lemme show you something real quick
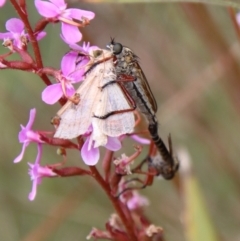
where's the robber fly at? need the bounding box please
[106,40,179,179]
[54,49,135,147]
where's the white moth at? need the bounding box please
[54,49,135,147]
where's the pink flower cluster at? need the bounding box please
[0,0,151,201]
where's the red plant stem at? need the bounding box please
[89,166,138,241]
[10,0,67,107]
[10,0,52,87]
[102,150,114,181]
[10,0,43,68]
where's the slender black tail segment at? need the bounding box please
[148,123,179,179]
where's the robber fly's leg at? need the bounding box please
[131,155,150,173]
[116,177,144,198]
[116,174,154,198]
[93,84,136,119]
[84,55,113,75]
[100,74,136,90]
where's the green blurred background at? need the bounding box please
[1,0,240,240]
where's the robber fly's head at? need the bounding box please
[106,38,123,55]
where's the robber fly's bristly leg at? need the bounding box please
[93,83,137,120]
[116,176,153,198]
[84,55,113,75]
[131,157,148,173]
[100,74,137,90]
[116,156,157,198]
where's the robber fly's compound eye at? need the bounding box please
[112,43,123,55]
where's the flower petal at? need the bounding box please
[61,51,78,76]
[69,66,85,83]
[130,134,150,145]
[236,13,240,26]
[65,85,75,98]
[13,142,29,163]
[41,83,63,105]
[35,31,47,41]
[127,192,149,210]
[81,138,100,165]
[69,42,99,53]
[35,143,43,164]
[50,0,66,8]
[0,32,12,40]
[68,8,95,21]
[35,0,59,17]
[61,22,82,44]
[28,178,38,201]
[70,58,89,83]
[69,42,87,52]
[6,18,24,33]
[0,0,6,7]
[25,108,36,129]
[105,137,121,151]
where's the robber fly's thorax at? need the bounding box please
[117,48,138,74]
[109,44,157,124]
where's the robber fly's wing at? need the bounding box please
[136,63,158,113]
[93,61,135,137]
[54,73,101,139]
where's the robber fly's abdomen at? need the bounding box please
[148,123,174,166]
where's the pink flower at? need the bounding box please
[14,109,44,163]
[118,179,149,210]
[126,191,149,210]
[0,0,6,7]
[68,41,99,54]
[120,133,150,145]
[0,18,46,49]
[236,12,240,26]
[69,41,99,76]
[42,42,99,104]
[0,62,7,68]
[81,132,121,166]
[35,0,95,43]
[42,52,83,104]
[129,134,150,145]
[28,162,57,201]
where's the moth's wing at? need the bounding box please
[93,62,135,137]
[54,73,101,139]
[102,85,135,136]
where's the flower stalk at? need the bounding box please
[0,1,171,240]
